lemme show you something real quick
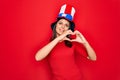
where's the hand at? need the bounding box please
[57,30,74,42]
[70,30,87,44]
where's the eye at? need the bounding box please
[65,24,69,28]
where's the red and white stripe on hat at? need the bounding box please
[58,4,75,21]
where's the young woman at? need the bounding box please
[35,4,97,80]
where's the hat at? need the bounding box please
[58,4,75,21]
[51,4,75,31]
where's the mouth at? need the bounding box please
[59,28,65,32]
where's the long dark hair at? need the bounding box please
[50,18,75,48]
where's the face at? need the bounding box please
[55,19,70,36]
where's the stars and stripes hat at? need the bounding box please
[58,4,75,21]
[51,4,76,31]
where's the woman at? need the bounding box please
[35,4,97,80]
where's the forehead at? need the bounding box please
[58,19,70,24]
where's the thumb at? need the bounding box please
[70,39,76,42]
[63,37,71,41]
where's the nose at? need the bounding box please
[61,24,65,29]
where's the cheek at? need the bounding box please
[55,24,60,29]
[55,25,61,31]
[55,26,60,33]
[56,28,58,32]
[65,27,69,30]
[56,25,59,29]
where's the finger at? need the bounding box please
[74,30,84,39]
[63,37,71,41]
[71,39,84,43]
[75,30,81,36]
[70,39,77,42]
[67,30,74,35]
[68,30,74,33]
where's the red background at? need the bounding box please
[0,0,120,80]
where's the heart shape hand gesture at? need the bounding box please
[58,30,87,44]
[69,30,87,44]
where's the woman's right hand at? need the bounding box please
[56,30,73,42]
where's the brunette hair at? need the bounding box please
[50,18,75,48]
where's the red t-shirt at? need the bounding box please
[48,41,88,80]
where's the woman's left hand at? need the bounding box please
[69,30,97,61]
[70,30,87,44]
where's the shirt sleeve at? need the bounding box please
[74,42,88,58]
